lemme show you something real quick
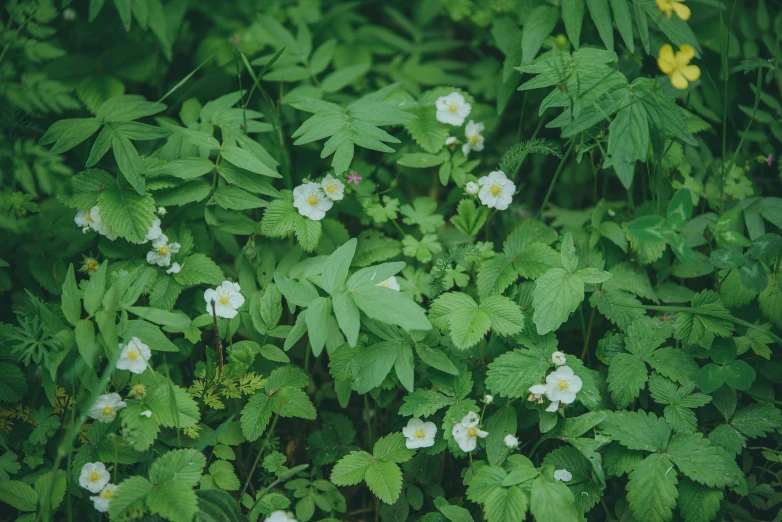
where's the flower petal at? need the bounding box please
[672,1,690,20]
[670,71,689,90]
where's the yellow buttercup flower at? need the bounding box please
[656,0,690,20]
[657,44,700,90]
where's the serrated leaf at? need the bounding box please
[626,453,678,522]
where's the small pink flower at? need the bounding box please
[347,172,362,185]
[767,154,773,167]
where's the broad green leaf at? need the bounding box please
[626,453,678,522]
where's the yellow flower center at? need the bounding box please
[325,183,338,194]
[102,490,114,499]
[467,427,477,438]
[132,384,146,397]
[448,104,457,113]
[89,471,100,482]
[86,214,94,223]
[86,260,98,271]
[490,185,502,196]
[470,135,479,144]
[102,406,113,415]
[219,295,230,305]
[158,245,169,255]
[307,194,319,205]
[127,350,138,361]
[414,428,426,439]
[558,380,569,390]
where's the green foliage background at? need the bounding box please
[1,0,782,521]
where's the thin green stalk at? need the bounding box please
[240,414,280,498]
[537,138,575,217]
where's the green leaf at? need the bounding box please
[352,285,431,331]
[601,411,671,452]
[206,460,240,491]
[400,198,445,234]
[364,460,403,504]
[40,118,101,154]
[397,153,446,169]
[322,238,357,294]
[213,186,267,210]
[112,133,146,195]
[305,297,332,356]
[0,480,37,511]
[530,470,579,522]
[322,63,371,92]
[97,187,156,244]
[723,360,756,390]
[273,387,316,420]
[674,290,735,349]
[220,145,280,178]
[373,432,416,463]
[241,393,273,442]
[61,264,80,326]
[399,389,457,417]
[586,0,614,50]
[610,0,634,51]
[486,345,553,398]
[561,0,585,48]
[627,215,673,242]
[666,432,745,491]
[626,453,678,522]
[667,189,694,229]
[607,353,648,408]
[97,95,166,122]
[677,479,723,522]
[146,380,200,427]
[351,342,400,393]
[451,199,489,237]
[532,268,584,335]
[330,451,373,486]
[174,254,225,287]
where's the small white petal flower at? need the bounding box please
[140,410,152,418]
[266,511,298,522]
[528,384,547,401]
[402,418,437,449]
[166,262,182,275]
[157,206,167,215]
[87,206,103,232]
[551,351,567,366]
[146,234,180,267]
[90,483,118,513]
[554,469,573,482]
[139,217,163,244]
[545,400,561,412]
[477,171,515,211]
[89,393,126,424]
[376,276,401,291]
[465,181,479,195]
[79,462,110,493]
[483,394,493,405]
[451,412,488,452]
[461,120,485,156]
[293,182,333,221]
[504,434,519,449]
[545,366,583,405]
[116,337,152,374]
[321,174,345,201]
[74,210,93,233]
[204,280,245,319]
[435,92,471,126]
[445,136,458,146]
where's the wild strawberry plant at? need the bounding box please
[1,0,782,521]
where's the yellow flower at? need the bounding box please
[656,0,690,20]
[657,44,700,90]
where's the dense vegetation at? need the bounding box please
[1,0,782,521]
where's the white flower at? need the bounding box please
[157,206,167,215]
[477,171,515,211]
[63,8,77,21]
[451,412,488,452]
[140,410,152,418]
[483,394,493,405]
[90,483,117,513]
[402,418,437,449]
[554,469,573,482]
[551,351,567,366]
[504,434,519,449]
[87,206,103,232]
[79,462,110,493]
[445,136,458,146]
[146,234,180,267]
[465,181,479,195]
[293,182,333,221]
[545,366,582,405]
[166,262,182,275]
[461,121,485,156]
[89,393,126,424]
[321,174,345,201]
[265,511,298,522]
[116,337,151,374]
[545,400,561,412]
[376,276,400,291]
[74,210,93,233]
[528,384,547,402]
[139,217,163,244]
[204,280,245,319]
[435,92,471,126]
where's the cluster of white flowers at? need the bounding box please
[266,511,298,522]
[403,418,437,449]
[74,206,118,240]
[79,462,117,512]
[452,411,488,452]
[116,337,152,374]
[528,351,583,412]
[376,275,400,291]
[293,174,345,221]
[204,280,245,319]
[89,393,126,423]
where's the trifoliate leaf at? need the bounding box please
[204,460,240,491]
[429,292,524,349]
[601,411,670,452]
[330,451,373,486]
[400,198,445,233]
[666,432,745,492]
[364,460,403,505]
[674,290,734,349]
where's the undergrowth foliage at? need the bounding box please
[1,0,782,521]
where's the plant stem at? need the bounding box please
[240,414,280,498]
[537,138,574,217]
[580,306,596,360]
